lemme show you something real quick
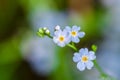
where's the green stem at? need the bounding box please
[93,58,115,79]
[92,46,106,77]
[94,60,104,75]
[67,43,78,51]
[47,34,53,39]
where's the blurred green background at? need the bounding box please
[0,0,119,80]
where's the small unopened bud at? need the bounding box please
[39,28,44,34]
[55,25,60,31]
[43,27,47,31]
[45,29,50,34]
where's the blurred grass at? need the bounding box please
[0,27,27,80]
[0,36,22,65]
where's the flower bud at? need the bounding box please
[55,25,60,31]
[45,29,50,34]
[43,27,47,31]
[39,28,44,34]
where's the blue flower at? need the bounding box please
[64,25,85,43]
[53,29,70,47]
[73,48,96,71]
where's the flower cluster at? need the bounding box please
[53,25,85,47]
[37,27,50,38]
[37,25,115,80]
[37,25,96,71]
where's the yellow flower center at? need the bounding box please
[71,31,77,37]
[59,36,65,42]
[82,56,88,62]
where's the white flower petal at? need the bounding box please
[65,36,71,44]
[73,53,81,62]
[79,48,88,54]
[53,37,58,43]
[86,61,94,70]
[54,30,62,36]
[58,42,65,47]
[79,48,85,53]
[89,51,96,60]
[62,30,69,36]
[72,25,80,31]
[84,48,89,54]
[65,26,71,31]
[74,52,80,56]
[72,37,80,43]
[78,32,85,38]
[77,62,85,71]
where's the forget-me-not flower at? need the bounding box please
[73,48,96,71]
[64,25,85,43]
[53,29,70,47]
